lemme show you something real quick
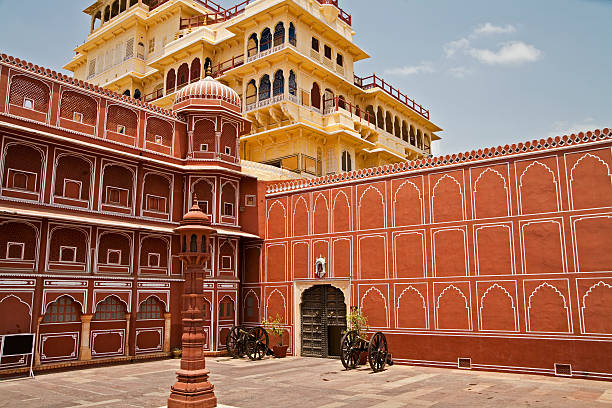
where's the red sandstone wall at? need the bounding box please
[253,131,612,378]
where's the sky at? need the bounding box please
[0,0,610,155]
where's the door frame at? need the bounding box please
[293,278,351,357]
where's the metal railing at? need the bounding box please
[149,0,224,12]
[322,96,374,124]
[354,73,430,120]
[314,0,352,26]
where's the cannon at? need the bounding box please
[340,330,393,372]
[225,325,272,360]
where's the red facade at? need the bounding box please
[258,130,612,379]
[0,55,254,372]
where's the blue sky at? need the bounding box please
[0,0,609,155]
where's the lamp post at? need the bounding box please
[168,202,217,408]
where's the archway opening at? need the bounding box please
[300,284,346,358]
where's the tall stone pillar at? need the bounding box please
[168,202,217,408]
[164,312,172,353]
[79,314,93,361]
[125,313,131,356]
[34,316,43,367]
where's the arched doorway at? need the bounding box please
[300,285,346,358]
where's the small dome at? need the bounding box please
[182,202,210,224]
[174,76,241,110]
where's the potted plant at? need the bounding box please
[171,347,182,359]
[346,307,369,365]
[263,314,288,358]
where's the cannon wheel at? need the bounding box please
[340,330,361,370]
[246,326,269,361]
[226,325,243,358]
[367,331,388,373]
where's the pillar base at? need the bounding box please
[79,346,92,361]
[167,369,217,408]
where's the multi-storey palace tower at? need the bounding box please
[65,0,442,179]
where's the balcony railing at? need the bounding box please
[176,0,351,30]
[180,13,226,29]
[143,88,164,103]
[210,54,245,78]
[322,96,374,124]
[314,0,352,26]
[354,74,430,120]
[245,88,298,112]
[177,0,254,29]
[149,0,224,12]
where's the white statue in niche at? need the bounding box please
[315,256,326,279]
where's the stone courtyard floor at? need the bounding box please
[1,357,612,407]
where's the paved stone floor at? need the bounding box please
[1,357,612,407]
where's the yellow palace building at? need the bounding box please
[65,0,442,179]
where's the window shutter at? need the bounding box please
[125,38,134,60]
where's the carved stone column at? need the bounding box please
[164,312,172,353]
[34,316,43,367]
[168,203,217,408]
[125,313,131,356]
[79,314,93,361]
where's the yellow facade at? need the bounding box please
[66,0,442,179]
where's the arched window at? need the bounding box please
[191,57,201,82]
[338,95,346,110]
[324,88,334,111]
[177,63,189,87]
[166,69,176,93]
[120,0,127,12]
[246,79,257,105]
[385,111,393,133]
[247,33,258,57]
[261,28,272,52]
[289,23,296,46]
[104,5,111,22]
[190,234,197,252]
[274,22,285,47]
[204,57,212,76]
[366,105,375,125]
[122,89,131,97]
[401,121,408,142]
[137,297,163,320]
[219,297,234,319]
[259,74,271,101]
[43,296,80,323]
[133,89,141,99]
[129,0,137,6]
[409,125,416,145]
[377,107,384,129]
[394,116,401,138]
[94,296,126,320]
[111,1,119,18]
[311,82,321,109]
[289,70,297,96]
[341,151,352,172]
[92,11,102,32]
[273,70,284,96]
[416,129,423,149]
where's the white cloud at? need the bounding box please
[448,66,472,78]
[385,62,434,76]
[472,23,517,36]
[468,41,542,65]
[549,118,609,137]
[444,38,470,57]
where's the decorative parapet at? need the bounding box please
[266,128,612,195]
[241,160,304,181]
[0,53,180,120]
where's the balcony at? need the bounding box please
[87,57,147,86]
[354,74,430,120]
[245,89,298,113]
[149,0,224,12]
[314,0,352,26]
